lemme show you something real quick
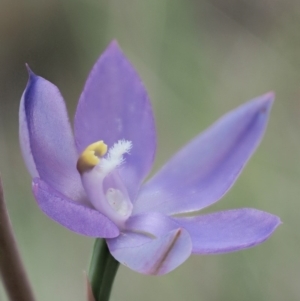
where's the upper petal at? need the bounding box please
[74,41,156,201]
[107,228,192,275]
[19,68,85,202]
[134,93,274,215]
[33,178,119,238]
[173,208,281,254]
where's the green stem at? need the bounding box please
[98,250,119,300]
[88,238,120,301]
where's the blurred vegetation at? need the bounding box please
[0,0,300,300]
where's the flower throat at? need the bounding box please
[77,140,133,228]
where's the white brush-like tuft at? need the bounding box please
[99,140,132,175]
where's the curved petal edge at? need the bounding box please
[20,67,85,202]
[173,208,281,254]
[107,228,192,275]
[32,178,120,238]
[135,93,275,215]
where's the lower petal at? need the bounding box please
[107,228,192,275]
[173,208,281,254]
[33,178,119,238]
[125,212,180,236]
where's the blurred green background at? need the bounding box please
[0,0,299,300]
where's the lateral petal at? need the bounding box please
[33,178,119,238]
[20,68,85,202]
[134,94,274,215]
[173,208,281,254]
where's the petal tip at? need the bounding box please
[109,39,120,48]
[25,63,36,79]
[275,216,283,226]
[105,39,123,56]
[265,90,275,99]
[24,64,39,91]
[258,91,275,113]
[245,92,274,121]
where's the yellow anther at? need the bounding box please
[76,141,108,173]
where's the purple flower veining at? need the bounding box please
[19,41,280,275]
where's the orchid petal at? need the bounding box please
[74,41,156,201]
[173,208,281,254]
[126,212,179,236]
[107,228,192,275]
[33,178,119,238]
[20,68,85,202]
[134,94,274,215]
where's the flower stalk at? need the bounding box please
[0,177,36,301]
[88,238,119,301]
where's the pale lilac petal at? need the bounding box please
[20,68,85,202]
[134,94,274,215]
[107,228,192,275]
[125,212,179,236]
[74,41,156,201]
[33,178,119,238]
[173,209,281,254]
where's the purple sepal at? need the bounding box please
[74,41,156,202]
[33,178,120,238]
[173,208,281,254]
[126,212,180,236]
[134,93,274,215]
[20,67,85,202]
[107,228,192,275]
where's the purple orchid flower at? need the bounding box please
[19,41,280,275]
